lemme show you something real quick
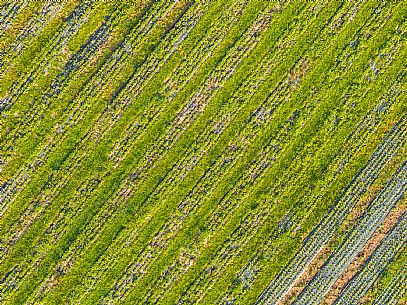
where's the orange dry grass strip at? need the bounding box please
[324,200,407,305]
[278,151,406,305]
[278,241,332,305]
[278,184,383,305]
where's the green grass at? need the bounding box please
[0,1,406,304]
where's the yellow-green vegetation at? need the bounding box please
[0,1,406,304]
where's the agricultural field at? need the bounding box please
[0,0,406,304]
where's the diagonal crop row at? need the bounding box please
[0,1,405,305]
[0,0,27,39]
[0,0,184,225]
[0,1,63,78]
[2,1,405,304]
[0,0,202,288]
[183,63,407,304]
[0,0,96,112]
[0,1,195,298]
[68,4,338,302]
[215,71,406,304]
[131,2,407,302]
[372,260,407,305]
[33,1,324,302]
[333,210,407,305]
[254,107,406,305]
[292,160,407,305]
[0,1,276,302]
[29,2,300,302]
[170,4,407,302]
